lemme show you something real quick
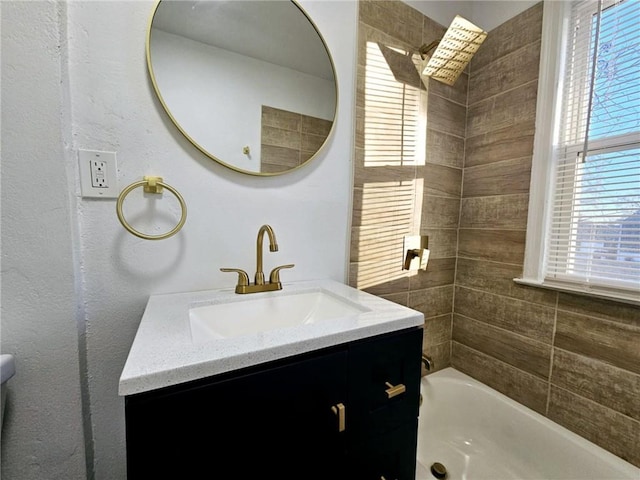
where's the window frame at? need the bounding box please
[515,0,640,305]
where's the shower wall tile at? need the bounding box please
[462,157,532,197]
[428,72,468,106]
[355,105,365,149]
[452,314,551,379]
[350,225,406,263]
[466,80,538,138]
[421,313,452,374]
[357,23,417,74]
[379,291,409,307]
[454,286,554,343]
[427,93,467,137]
[555,310,640,375]
[417,229,457,259]
[459,194,529,230]
[557,292,640,328]
[356,62,365,110]
[422,340,451,375]
[468,40,541,105]
[422,313,452,346]
[420,196,460,229]
[455,257,557,306]
[457,229,525,265]
[425,129,465,169]
[358,0,423,48]
[351,184,418,228]
[349,261,409,295]
[453,286,501,329]
[353,162,416,185]
[417,164,462,198]
[409,258,456,290]
[548,386,640,467]
[451,342,548,414]
[551,349,640,422]
[408,285,453,319]
[501,298,555,344]
[470,2,543,72]
[465,120,535,168]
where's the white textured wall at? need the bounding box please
[2,1,356,479]
[1,1,88,479]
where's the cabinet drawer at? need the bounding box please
[348,328,422,438]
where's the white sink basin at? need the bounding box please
[189,289,369,342]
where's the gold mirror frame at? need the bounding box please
[146,0,338,176]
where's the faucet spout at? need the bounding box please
[221,223,294,294]
[255,224,277,285]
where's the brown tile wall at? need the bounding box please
[261,105,332,174]
[351,0,640,467]
[453,2,640,467]
[351,0,463,373]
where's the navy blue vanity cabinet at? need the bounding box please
[124,327,422,480]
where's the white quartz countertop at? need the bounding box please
[119,279,424,396]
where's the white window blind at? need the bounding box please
[545,0,640,297]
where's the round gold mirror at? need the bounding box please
[146,0,337,176]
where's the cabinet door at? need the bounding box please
[125,349,348,479]
[348,419,419,480]
[347,328,422,439]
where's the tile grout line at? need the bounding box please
[545,292,560,416]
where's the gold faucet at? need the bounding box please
[221,224,294,294]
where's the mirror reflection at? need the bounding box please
[147,0,337,176]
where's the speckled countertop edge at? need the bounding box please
[118,279,424,396]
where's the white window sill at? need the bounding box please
[513,278,640,307]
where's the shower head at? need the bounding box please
[420,15,487,86]
[377,15,487,89]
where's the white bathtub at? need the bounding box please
[415,367,639,480]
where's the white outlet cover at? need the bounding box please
[79,149,118,198]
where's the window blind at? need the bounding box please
[547,0,640,293]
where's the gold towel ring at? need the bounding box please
[116,176,187,240]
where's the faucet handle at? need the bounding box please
[269,264,295,283]
[220,268,250,287]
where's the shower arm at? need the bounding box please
[418,40,440,60]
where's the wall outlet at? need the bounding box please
[90,160,108,188]
[79,150,118,198]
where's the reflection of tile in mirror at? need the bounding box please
[261,105,332,174]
